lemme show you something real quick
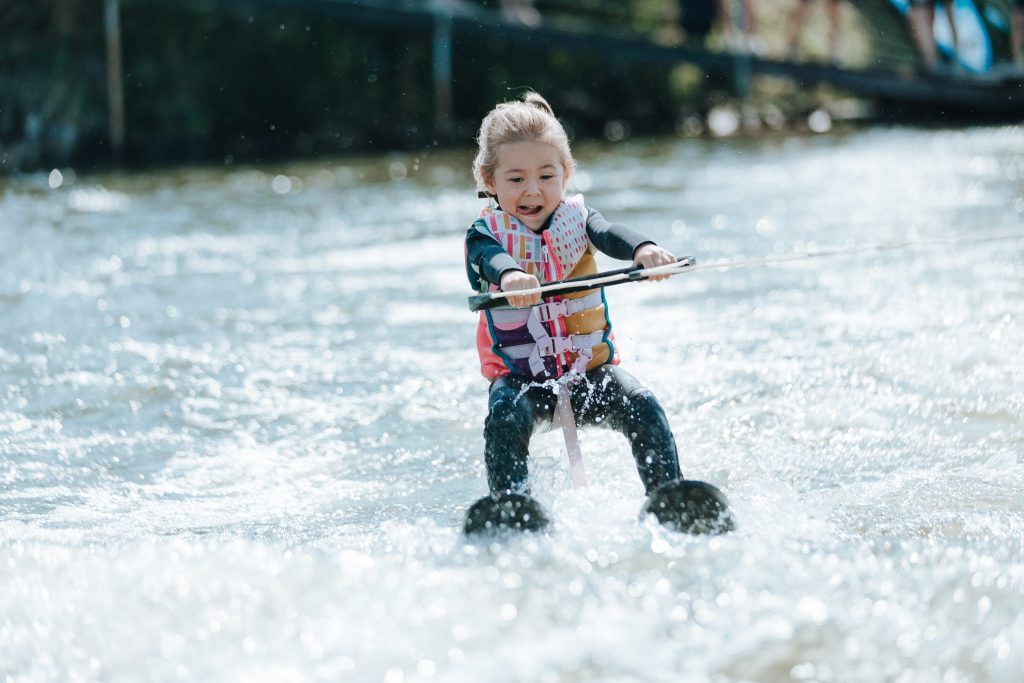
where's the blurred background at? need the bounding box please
[3,0,1024,173]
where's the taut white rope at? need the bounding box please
[480,227,1024,302]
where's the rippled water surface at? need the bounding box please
[3,127,1024,682]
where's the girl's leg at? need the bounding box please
[908,1,939,70]
[1014,7,1024,65]
[829,0,843,63]
[484,376,555,495]
[741,0,758,36]
[571,365,682,494]
[786,0,811,58]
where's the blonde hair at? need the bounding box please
[472,92,574,194]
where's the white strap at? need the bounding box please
[545,345,595,489]
[524,307,552,377]
[556,385,587,488]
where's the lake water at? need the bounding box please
[2,126,1023,682]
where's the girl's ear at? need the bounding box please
[483,176,497,196]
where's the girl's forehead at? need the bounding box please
[494,140,565,168]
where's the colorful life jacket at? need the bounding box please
[474,194,619,380]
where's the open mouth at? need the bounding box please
[518,205,543,217]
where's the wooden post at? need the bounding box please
[432,12,453,139]
[104,0,126,162]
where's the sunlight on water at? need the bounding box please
[2,127,1023,681]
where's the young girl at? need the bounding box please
[463,92,731,535]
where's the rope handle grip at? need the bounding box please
[467,256,697,312]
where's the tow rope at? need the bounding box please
[468,227,1024,313]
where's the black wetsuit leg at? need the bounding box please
[569,365,682,494]
[483,376,556,495]
[483,365,681,495]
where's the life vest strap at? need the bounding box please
[537,335,578,359]
[500,330,608,361]
[487,290,604,325]
[534,291,603,323]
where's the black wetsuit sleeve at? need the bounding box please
[585,207,656,261]
[465,218,523,291]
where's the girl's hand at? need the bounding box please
[500,270,541,307]
[633,243,677,282]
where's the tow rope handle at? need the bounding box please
[467,256,697,312]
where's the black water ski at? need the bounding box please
[464,493,551,535]
[640,479,735,534]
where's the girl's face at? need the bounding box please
[485,141,570,233]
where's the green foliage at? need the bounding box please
[0,0,109,168]
[118,1,436,164]
[1,0,689,171]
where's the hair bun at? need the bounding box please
[522,92,555,117]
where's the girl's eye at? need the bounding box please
[541,175,554,180]
[509,177,523,183]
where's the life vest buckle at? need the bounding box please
[537,335,577,358]
[534,300,568,323]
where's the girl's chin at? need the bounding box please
[514,211,548,228]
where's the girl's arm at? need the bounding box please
[585,207,652,260]
[465,219,523,291]
[465,222,541,307]
[586,207,677,281]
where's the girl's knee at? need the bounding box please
[485,395,532,436]
[624,388,667,423]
